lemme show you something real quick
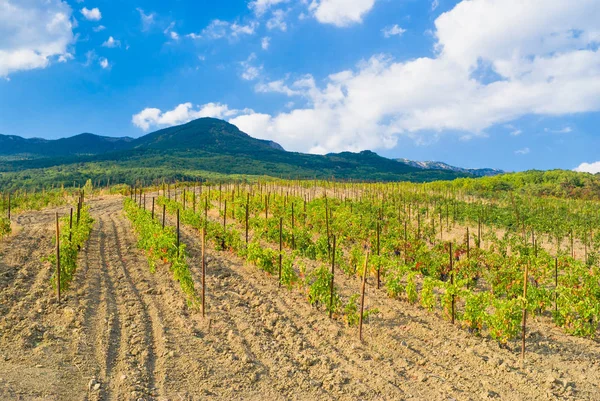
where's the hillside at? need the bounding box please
[0,118,471,188]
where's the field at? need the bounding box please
[0,178,599,401]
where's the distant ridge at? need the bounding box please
[396,158,503,177]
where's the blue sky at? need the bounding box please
[1,0,600,173]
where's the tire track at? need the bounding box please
[107,214,162,399]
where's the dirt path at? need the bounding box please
[1,196,599,400]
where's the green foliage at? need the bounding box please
[420,277,438,311]
[307,265,340,314]
[343,293,379,327]
[124,198,199,308]
[462,292,492,334]
[49,205,94,292]
[0,217,10,238]
[406,272,419,304]
[281,253,299,290]
[246,241,277,274]
[487,298,524,344]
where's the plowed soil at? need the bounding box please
[0,196,598,401]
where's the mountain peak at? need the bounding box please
[396,158,503,177]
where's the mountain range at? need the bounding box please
[0,118,503,189]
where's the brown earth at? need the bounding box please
[0,196,598,400]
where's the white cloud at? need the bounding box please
[545,127,573,134]
[132,102,250,131]
[80,7,101,21]
[231,21,259,36]
[261,36,271,50]
[249,0,288,16]
[309,0,377,27]
[99,57,109,69]
[515,147,530,155]
[267,9,287,31]
[58,53,74,63]
[93,25,106,32]
[84,50,96,67]
[382,24,406,38]
[189,19,258,40]
[510,129,522,136]
[102,36,121,48]
[170,31,179,40]
[134,0,600,154]
[239,53,262,81]
[0,0,75,77]
[136,8,155,31]
[574,161,600,174]
[431,0,439,11]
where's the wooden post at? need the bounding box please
[55,213,61,304]
[68,208,73,242]
[177,208,180,257]
[152,197,155,220]
[450,242,455,324]
[162,204,166,230]
[291,202,295,250]
[376,221,381,289]
[76,198,81,225]
[202,227,206,318]
[329,235,336,318]
[404,220,408,265]
[554,258,558,314]
[245,194,249,245]
[466,227,470,259]
[359,250,370,342]
[278,217,283,287]
[204,197,208,223]
[477,215,481,248]
[223,200,227,231]
[521,261,529,361]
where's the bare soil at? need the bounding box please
[0,196,598,400]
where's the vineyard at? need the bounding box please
[0,178,599,400]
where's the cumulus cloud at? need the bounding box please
[102,36,121,48]
[545,127,573,134]
[261,37,271,50]
[93,25,106,32]
[0,0,75,77]
[132,103,251,131]
[266,9,287,31]
[309,0,377,27]
[99,57,109,69]
[188,19,258,41]
[134,0,600,154]
[240,53,262,80]
[80,7,101,21]
[382,24,406,38]
[515,147,530,155]
[574,161,600,174]
[249,0,288,16]
[136,8,155,31]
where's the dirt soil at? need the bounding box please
[0,196,599,401]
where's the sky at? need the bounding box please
[1,0,600,173]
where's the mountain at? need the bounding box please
[0,133,133,157]
[396,158,503,177]
[0,118,478,189]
